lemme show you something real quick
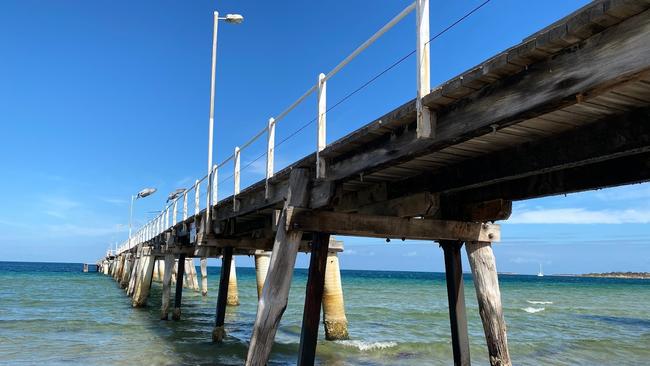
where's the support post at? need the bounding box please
[246,168,310,365]
[201,257,209,296]
[254,251,271,299]
[297,232,330,366]
[416,0,434,138]
[212,247,233,343]
[227,256,240,306]
[466,241,511,366]
[161,254,174,320]
[322,251,348,340]
[316,73,327,178]
[440,240,471,366]
[173,254,186,321]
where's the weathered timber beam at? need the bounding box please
[393,107,650,197]
[323,9,650,182]
[334,190,439,217]
[290,210,499,242]
[214,178,289,222]
[449,152,650,203]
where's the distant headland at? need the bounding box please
[581,272,650,279]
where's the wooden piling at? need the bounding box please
[254,251,271,299]
[246,168,310,365]
[297,232,330,366]
[200,257,208,296]
[172,254,186,321]
[465,241,511,366]
[161,254,174,320]
[212,247,233,343]
[227,256,239,306]
[322,251,348,340]
[441,240,471,366]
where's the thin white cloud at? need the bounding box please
[100,197,127,205]
[43,223,125,237]
[403,251,418,257]
[593,184,650,202]
[342,249,357,255]
[509,208,650,224]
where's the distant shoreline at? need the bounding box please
[580,272,650,279]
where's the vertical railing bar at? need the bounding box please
[212,165,219,205]
[233,146,241,211]
[195,180,200,216]
[416,0,433,138]
[183,190,188,221]
[266,117,275,199]
[316,72,327,179]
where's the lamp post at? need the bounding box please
[128,187,157,247]
[206,11,244,231]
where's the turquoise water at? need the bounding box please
[1,262,649,365]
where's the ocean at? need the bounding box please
[1,261,649,365]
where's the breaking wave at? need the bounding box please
[527,300,553,305]
[336,340,398,351]
[522,307,545,313]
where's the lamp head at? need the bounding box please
[136,187,157,199]
[224,14,244,24]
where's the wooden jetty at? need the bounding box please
[98,1,650,365]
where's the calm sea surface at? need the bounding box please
[1,261,649,365]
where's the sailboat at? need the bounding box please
[537,263,544,277]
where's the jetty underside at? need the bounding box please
[99,1,650,365]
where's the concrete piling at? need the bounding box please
[200,257,208,296]
[119,254,132,289]
[132,248,155,308]
[227,257,239,306]
[322,251,348,340]
[254,251,271,299]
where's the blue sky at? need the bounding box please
[1,0,648,274]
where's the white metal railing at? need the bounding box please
[116,0,432,255]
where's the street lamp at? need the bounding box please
[206,10,244,229]
[167,188,185,203]
[128,187,157,247]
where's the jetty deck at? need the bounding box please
[98,1,650,365]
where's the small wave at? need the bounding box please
[336,340,397,351]
[522,307,545,313]
[527,300,553,305]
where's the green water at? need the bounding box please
[1,262,649,365]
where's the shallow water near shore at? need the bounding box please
[1,261,650,365]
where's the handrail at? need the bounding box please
[116,1,430,255]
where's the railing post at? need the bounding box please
[165,207,169,230]
[183,190,188,221]
[317,73,327,179]
[212,165,218,205]
[266,117,275,199]
[233,146,241,211]
[173,200,178,225]
[416,0,434,139]
[194,180,200,216]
